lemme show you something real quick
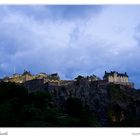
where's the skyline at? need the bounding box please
[0,5,140,88]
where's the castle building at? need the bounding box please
[103,71,128,83]
[103,71,134,88]
[1,70,134,89]
[2,70,61,85]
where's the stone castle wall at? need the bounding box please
[1,71,135,91]
[108,75,128,83]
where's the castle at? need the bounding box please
[103,71,128,83]
[0,70,134,92]
[103,71,134,88]
[2,70,60,84]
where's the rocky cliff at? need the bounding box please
[44,79,140,126]
[0,75,139,126]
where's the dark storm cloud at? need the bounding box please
[0,5,140,88]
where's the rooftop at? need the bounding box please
[104,71,128,77]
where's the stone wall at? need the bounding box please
[108,75,128,83]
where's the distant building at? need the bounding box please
[103,71,128,83]
[87,74,101,81]
[103,71,134,88]
[1,70,135,89]
[2,70,61,84]
[48,73,60,81]
[22,70,33,82]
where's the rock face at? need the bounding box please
[1,71,139,126]
[0,72,139,127]
[47,80,108,126]
[41,78,139,126]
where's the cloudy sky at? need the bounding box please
[0,5,140,88]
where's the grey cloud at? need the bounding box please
[0,5,103,22]
[45,5,103,20]
[0,5,140,89]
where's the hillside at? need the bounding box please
[0,80,140,127]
